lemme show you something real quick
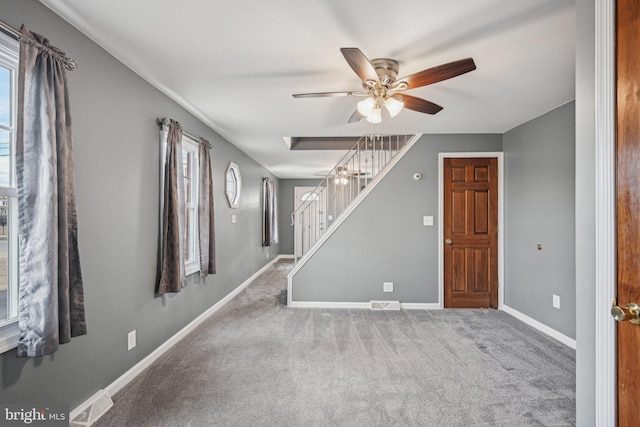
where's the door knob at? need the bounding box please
[445,239,452,245]
[611,300,640,324]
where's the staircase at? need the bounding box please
[290,134,414,261]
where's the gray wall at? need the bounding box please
[278,179,322,255]
[503,101,576,339]
[0,0,279,409]
[292,134,502,303]
[575,0,596,424]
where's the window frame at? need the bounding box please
[0,30,20,354]
[181,137,199,276]
[225,162,242,208]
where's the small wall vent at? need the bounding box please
[70,389,113,427]
[370,301,400,311]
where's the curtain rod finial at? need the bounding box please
[64,58,77,71]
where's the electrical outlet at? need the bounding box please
[383,282,394,292]
[552,295,560,309]
[231,214,237,224]
[128,330,136,351]
[423,216,434,226]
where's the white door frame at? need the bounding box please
[437,152,504,309]
[594,0,616,425]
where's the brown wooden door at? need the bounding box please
[616,0,640,424]
[443,158,498,308]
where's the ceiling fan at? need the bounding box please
[313,166,371,185]
[292,48,476,123]
[315,166,370,178]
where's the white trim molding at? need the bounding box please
[398,303,441,310]
[71,255,288,423]
[0,320,19,355]
[288,301,370,309]
[502,305,576,349]
[437,152,505,310]
[288,301,440,310]
[594,0,616,425]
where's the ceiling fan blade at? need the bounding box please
[348,109,364,123]
[400,94,443,115]
[292,91,367,98]
[395,58,476,90]
[340,48,380,85]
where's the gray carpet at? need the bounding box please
[95,260,575,427]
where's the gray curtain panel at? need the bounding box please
[16,26,86,357]
[262,178,278,246]
[262,179,270,246]
[158,120,186,294]
[198,138,215,276]
[269,179,278,244]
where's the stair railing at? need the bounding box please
[291,134,412,261]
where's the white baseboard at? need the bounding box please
[501,305,576,349]
[288,301,440,310]
[289,301,371,309]
[72,255,287,424]
[400,303,440,310]
[278,254,295,259]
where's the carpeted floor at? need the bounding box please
[95,259,575,427]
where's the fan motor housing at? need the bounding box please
[371,58,399,86]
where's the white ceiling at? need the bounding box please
[40,0,575,179]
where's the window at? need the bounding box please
[225,162,241,208]
[300,191,320,202]
[160,128,200,277]
[0,30,19,353]
[181,137,199,275]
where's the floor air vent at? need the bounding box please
[370,301,400,311]
[70,389,113,427]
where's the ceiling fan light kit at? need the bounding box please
[357,96,376,116]
[384,96,404,117]
[365,103,382,123]
[293,48,476,124]
[335,166,351,185]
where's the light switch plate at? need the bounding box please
[553,294,560,309]
[231,214,237,224]
[127,330,136,351]
[423,216,434,226]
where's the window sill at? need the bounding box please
[0,319,19,354]
[185,262,200,277]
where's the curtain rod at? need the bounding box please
[0,19,77,71]
[0,20,20,40]
[157,118,212,149]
